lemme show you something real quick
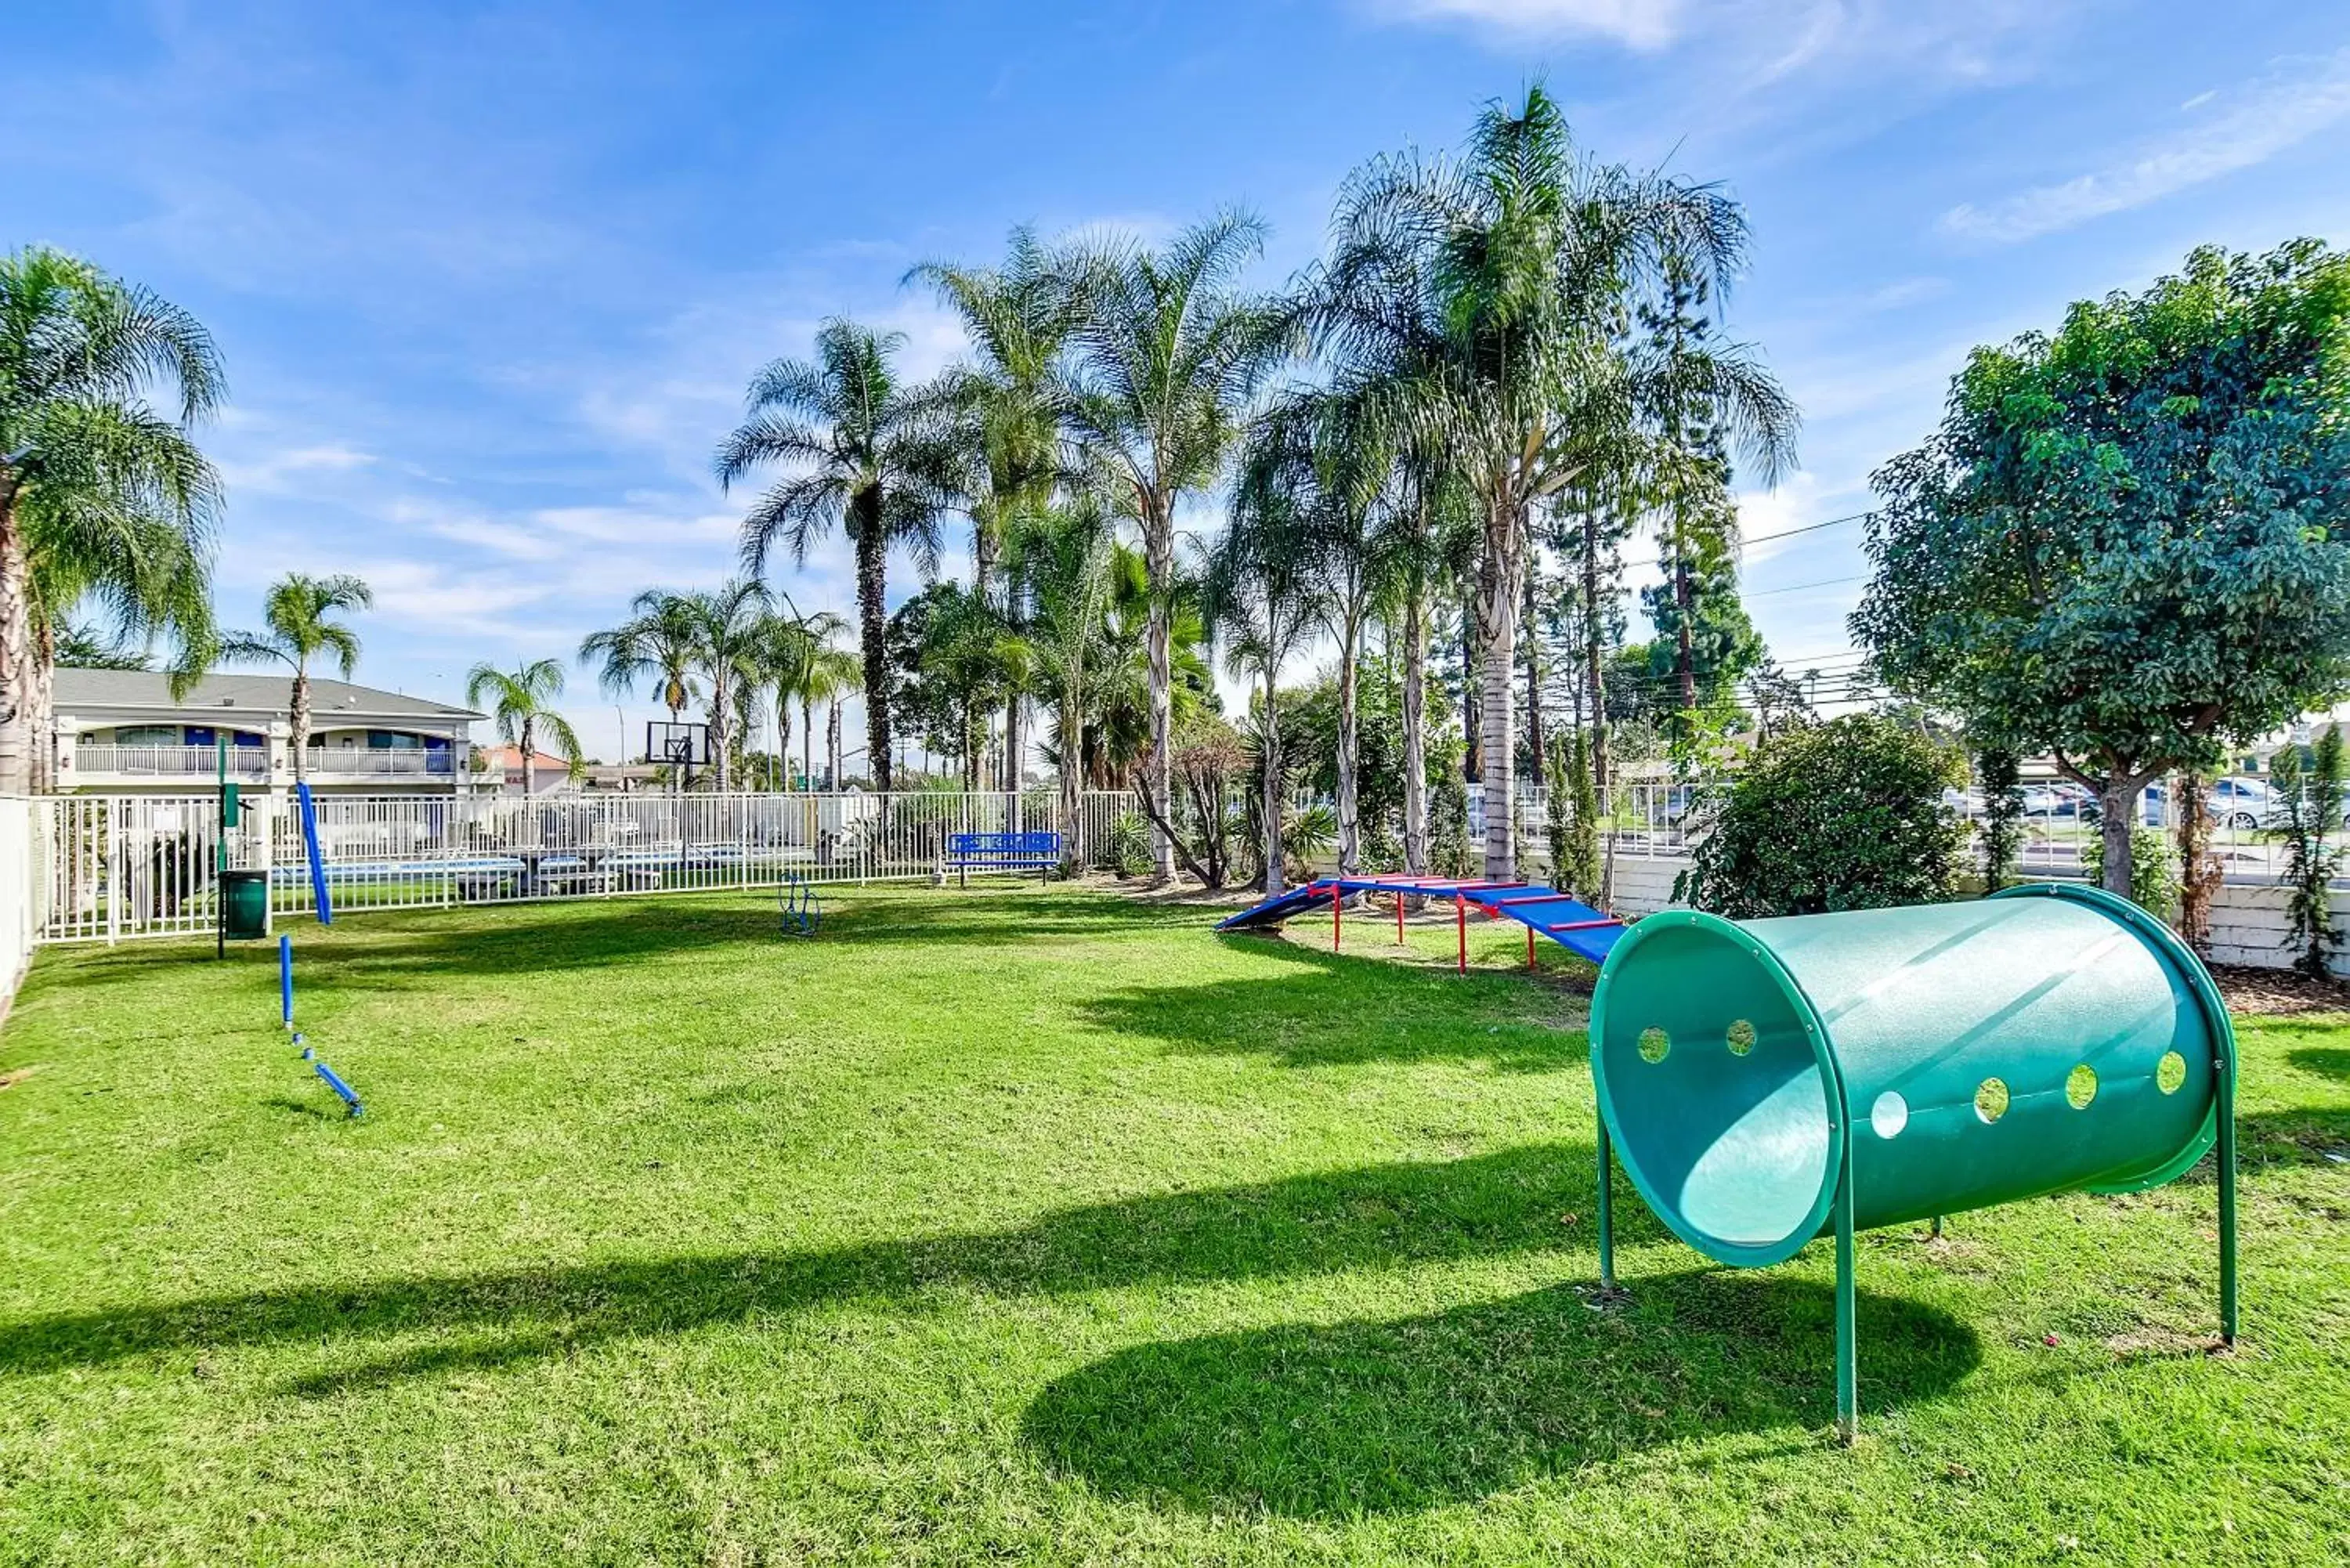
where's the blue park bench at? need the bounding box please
[942,830,1062,886]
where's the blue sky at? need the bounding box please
[7,1,2348,761]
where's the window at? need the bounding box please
[114,725,179,746]
[367,730,425,750]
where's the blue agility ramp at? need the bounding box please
[1217,873,1628,971]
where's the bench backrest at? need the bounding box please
[947,831,1061,856]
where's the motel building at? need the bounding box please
[49,669,494,800]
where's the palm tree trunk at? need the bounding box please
[1336,611,1362,876]
[853,502,893,793]
[291,670,311,782]
[826,699,842,789]
[1402,584,1428,877]
[1260,667,1284,898]
[1059,686,1084,875]
[776,698,792,792]
[801,696,815,793]
[1581,507,1612,793]
[0,492,30,798]
[708,677,732,793]
[522,716,537,797]
[1522,573,1546,782]
[1143,491,1176,887]
[1459,604,1480,784]
[1005,693,1025,831]
[1477,497,1526,881]
[27,620,57,794]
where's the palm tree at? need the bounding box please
[714,319,965,793]
[803,644,860,789]
[29,512,216,789]
[0,246,224,794]
[910,229,1083,813]
[1206,468,1324,897]
[1056,212,1290,882]
[1237,384,1395,876]
[679,577,768,792]
[466,659,583,796]
[220,573,371,779]
[1313,85,1757,878]
[580,590,704,748]
[747,599,848,789]
[1011,497,1117,871]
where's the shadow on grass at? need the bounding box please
[1024,1270,1979,1516]
[0,1142,1633,1391]
[2285,1046,2350,1084]
[1084,948,1588,1071]
[2239,1104,2350,1169]
[24,887,1204,995]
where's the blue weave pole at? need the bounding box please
[313,1060,363,1117]
[297,781,332,926]
[280,935,294,1029]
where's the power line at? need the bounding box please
[1740,509,1874,547]
[1746,574,1864,598]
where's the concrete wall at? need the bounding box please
[1598,841,2348,977]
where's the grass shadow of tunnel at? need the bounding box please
[1024,1270,1979,1517]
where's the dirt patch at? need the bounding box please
[0,1064,45,1091]
[2209,964,2350,1017]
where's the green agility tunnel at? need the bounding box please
[1587,883,2237,1440]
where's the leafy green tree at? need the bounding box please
[1676,714,1965,917]
[909,581,1021,789]
[1856,241,2350,898]
[221,573,371,779]
[1058,213,1289,882]
[0,246,224,793]
[2268,728,2346,977]
[715,320,964,792]
[1549,728,1602,899]
[1973,746,2024,893]
[746,600,848,789]
[466,659,584,797]
[1640,550,1762,717]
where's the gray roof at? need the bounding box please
[52,668,483,722]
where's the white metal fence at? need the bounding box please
[33,789,1150,944]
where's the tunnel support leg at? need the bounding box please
[1835,1153,1858,1446]
[1596,1118,1617,1292]
[2218,1052,2238,1346]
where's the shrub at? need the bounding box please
[1104,812,1154,880]
[1675,714,1966,918]
[2081,824,2180,919]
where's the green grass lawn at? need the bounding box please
[1,884,2345,1565]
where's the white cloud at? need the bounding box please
[1943,48,2350,244]
[215,442,377,496]
[1372,0,1685,50]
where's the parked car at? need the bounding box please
[2021,782,2094,819]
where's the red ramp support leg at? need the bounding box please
[1332,883,1342,951]
[1455,893,1466,974]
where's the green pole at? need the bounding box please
[2218,1049,2238,1345]
[1595,1119,1617,1292]
[1834,1141,1857,1446]
[215,737,227,960]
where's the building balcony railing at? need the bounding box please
[68,742,472,783]
[72,744,270,779]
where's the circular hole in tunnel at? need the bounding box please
[1726,1019,1756,1056]
[1974,1078,2010,1123]
[1638,1027,1671,1064]
[1871,1090,1909,1139]
[2066,1064,2099,1109]
[2156,1050,2187,1094]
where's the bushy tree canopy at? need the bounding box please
[1676,714,1965,918]
[1853,240,2350,894]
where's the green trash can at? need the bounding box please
[1588,882,2236,1440]
[220,869,271,941]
